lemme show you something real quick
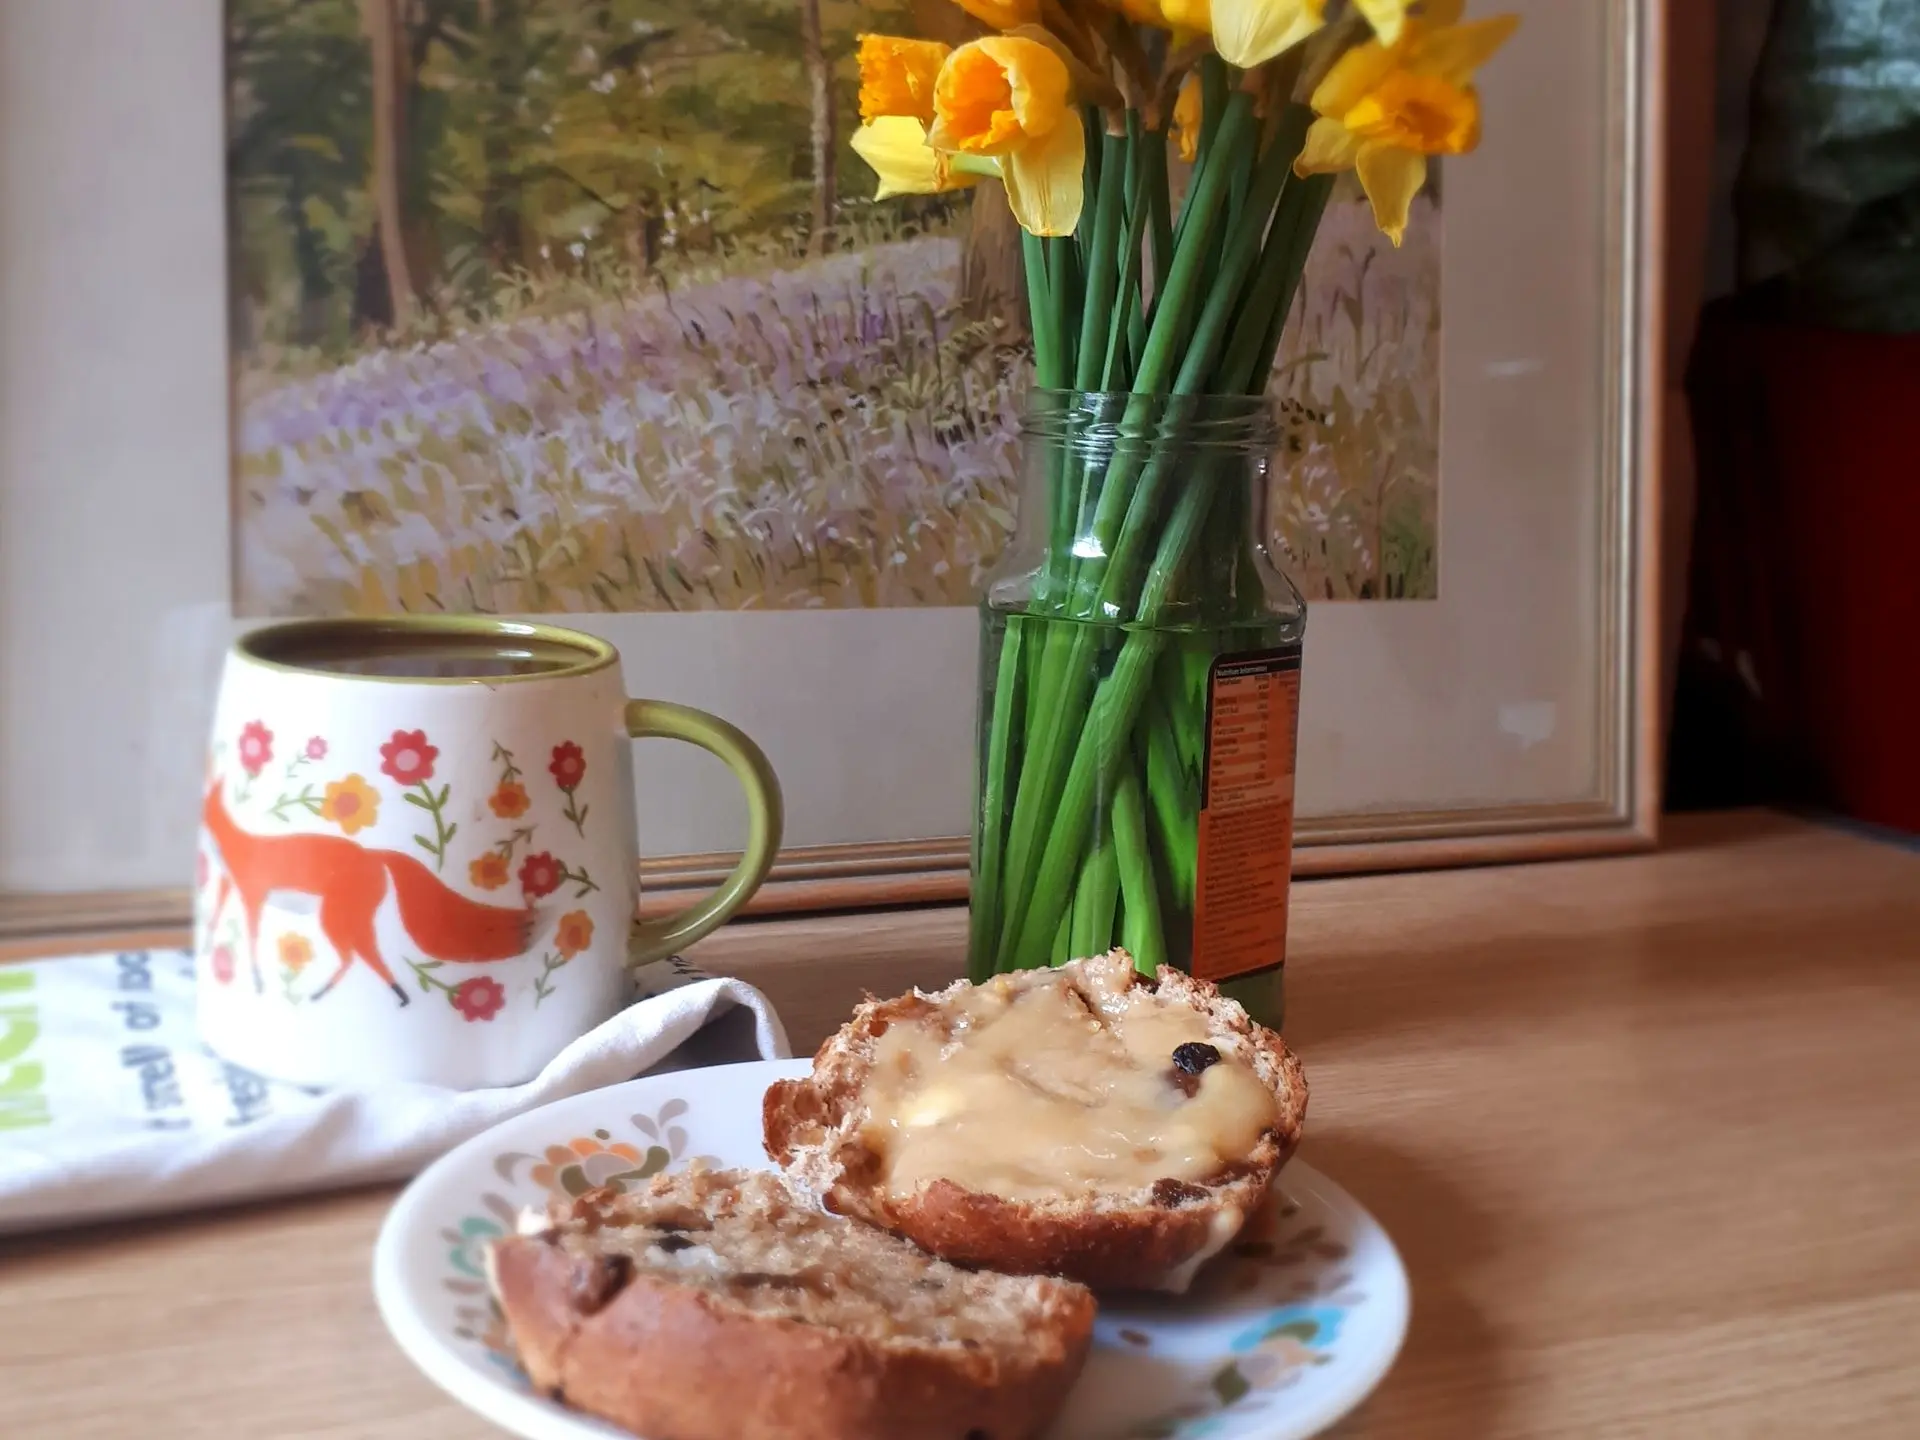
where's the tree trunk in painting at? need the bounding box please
[799,0,836,258]
[361,0,416,325]
[962,181,1028,340]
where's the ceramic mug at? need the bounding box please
[192,617,782,1089]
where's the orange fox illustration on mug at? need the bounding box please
[199,779,534,1006]
[194,618,781,1090]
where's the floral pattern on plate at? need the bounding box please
[375,1060,1409,1440]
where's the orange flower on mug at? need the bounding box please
[469,852,510,891]
[320,773,380,836]
[555,910,595,959]
[277,933,313,974]
[489,780,530,819]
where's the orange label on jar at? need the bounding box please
[1190,647,1302,982]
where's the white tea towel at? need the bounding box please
[0,948,789,1237]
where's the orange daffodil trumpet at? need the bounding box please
[857,36,949,125]
[1293,1,1518,245]
[928,37,1084,236]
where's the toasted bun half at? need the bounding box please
[763,950,1307,1293]
[486,1167,1095,1440]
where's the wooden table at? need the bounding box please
[4,810,1919,1438]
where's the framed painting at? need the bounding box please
[0,0,1660,939]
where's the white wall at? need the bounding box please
[1,0,233,891]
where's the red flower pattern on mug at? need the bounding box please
[549,742,586,791]
[451,976,506,1022]
[550,741,589,836]
[519,852,562,899]
[383,729,456,870]
[238,721,274,778]
[305,736,328,761]
[210,944,236,986]
[380,730,439,787]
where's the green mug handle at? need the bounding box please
[624,700,783,966]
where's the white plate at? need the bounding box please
[374,1059,1409,1440]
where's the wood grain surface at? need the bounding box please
[3,811,1918,1438]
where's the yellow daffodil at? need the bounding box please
[1293,6,1518,245]
[929,37,1083,235]
[1174,73,1203,163]
[1353,0,1412,44]
[851,116,986,199]
[1102,0,1210,41]
[857,35,950,125]
[1210,0,1327,70]
[951,0,1041,28]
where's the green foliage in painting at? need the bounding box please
[228,0,945,360]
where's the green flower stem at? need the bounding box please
[1062,128,1130,568]
[1175,105,1312,393]
[1068,822,1121,962]
[1219,173,1331,391]
[1198,55,1228,165]
[1066,93,1255,614]
[1144,126,1174,347]
[991,98,1257,966]
[994,620,1109,958]
[985,106,1331,979]
[1255,173,1335,383]
[1006,631,1163,969]
[1174,53,1230,256]
[1112,766,1166,977]
[1022,232,1062,387]
[1076,106,1102,261]
[405,782,458,869]
[1093,112,1308,615]
[1046,234,1082,378]
[1174,645,1210,777]
[969,614,1026,983]
[1074,130,1128,392]
[1103,119,1152,393]
[1143,688,1197,915]
[533,950,568,1006]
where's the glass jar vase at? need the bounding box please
[968,391,1307,1029]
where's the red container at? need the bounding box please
[1684,304,1920,833]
